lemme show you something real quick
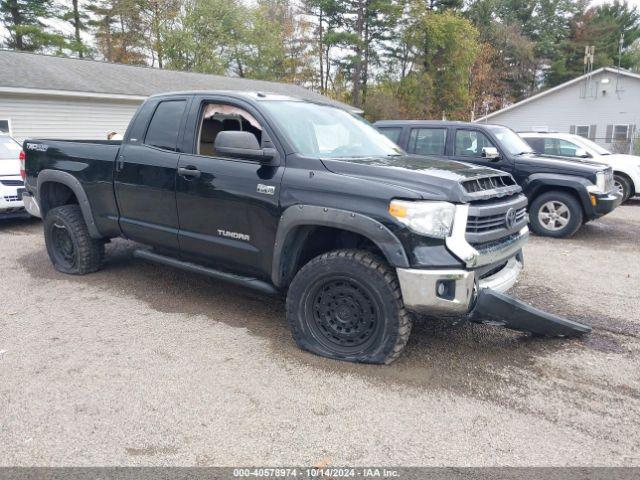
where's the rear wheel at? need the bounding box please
[614,173,632,203]
[529,191,583,238]
[44,205,105,274]
[286,249,413,364]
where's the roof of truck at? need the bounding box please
[374,120,487,128]
[0,50,362,113]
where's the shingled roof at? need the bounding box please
[0,50,360,113]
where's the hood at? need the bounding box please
[516,153,606,177]
[320,155,521,203]
[600,153,640,166]
[0,159,20,177]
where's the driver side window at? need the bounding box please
[454,130,495,157]
[198,103,263,158]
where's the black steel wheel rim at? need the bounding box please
[306,275,382,354]
[51,223,76,268]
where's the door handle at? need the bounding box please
[116,155,125,172]
[178,166,201,178]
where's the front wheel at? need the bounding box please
[529,191,583,238]
[44,205,105,274]
[614,174,632,203]
[286,249,413,364]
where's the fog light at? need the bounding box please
[590,194,597,206]
[436,280,455,300]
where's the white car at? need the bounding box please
[520,131,640,202]
[0,134,28,218]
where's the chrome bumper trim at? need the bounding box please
[479,256,522,292]
[22,193,41,218]
[445,204,529,268]
[396,267,475,315]
[397,257,523,315]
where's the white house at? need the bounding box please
[476,67,640,154]
[0,50,358,143]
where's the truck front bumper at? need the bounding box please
[588,191,622,218]
[397,255,523,315]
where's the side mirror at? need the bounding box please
[214,131,274,161]
[482,146,500,160]
[575,148,590,158]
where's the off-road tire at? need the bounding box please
[529,191,583,238]
[614,173,632,203]
[286,249,413,364]
[44,205,105,275]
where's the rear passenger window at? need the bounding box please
[378,127,402,145]
[145,100,186,151]
[408,128,447,155]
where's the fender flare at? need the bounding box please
[523,173,593,211]
[37,169,102,239]
[271,205,410,287]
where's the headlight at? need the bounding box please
[587,171,607,193]
[389,200,456,238]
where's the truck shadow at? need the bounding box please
[18,237,628,395]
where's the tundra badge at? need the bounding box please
[257,184,276,195]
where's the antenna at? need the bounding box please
[582,45,595,98]
[616,33,624,95]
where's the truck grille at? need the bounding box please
[466,195,528,244]
[1,179,24,187]
[467,207,527,234]
[462,175,516,194]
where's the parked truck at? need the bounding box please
[21,92,589,364]
[375,120,622,238]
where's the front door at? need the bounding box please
[114,98,188,250]
[175,98,284,279]
[449,128,514,174]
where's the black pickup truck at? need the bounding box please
[21,92,589,364]
[375,120,622,238]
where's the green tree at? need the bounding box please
[60,0,91,57]
[0,0,65,51]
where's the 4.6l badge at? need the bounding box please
[257,184,276,195]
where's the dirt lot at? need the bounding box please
[1,201,639,466]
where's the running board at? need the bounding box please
[133,249,279,296]
[469,288,591,337]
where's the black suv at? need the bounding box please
[375,120,622,238]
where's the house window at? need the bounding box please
[575,125,589,138]
[614,124,629,142]
[0,119,10,134]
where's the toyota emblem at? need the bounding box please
[505,208,517,229]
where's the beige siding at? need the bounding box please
[0,92,142,143]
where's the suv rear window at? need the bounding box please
[408,128,446,155]
[378,127,402,144]
[145,100,187,152]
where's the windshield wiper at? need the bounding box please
[515,151,534,156]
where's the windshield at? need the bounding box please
[261,101,403,158]
[0,135,21,158]
[572,136,611,155]
[486,125,534,155]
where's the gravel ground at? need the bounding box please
[1,201,639,467]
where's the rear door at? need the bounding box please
[449,128,514,174]
[114,97,189,250]
[405,126,448,158]
[175,95,285,279]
